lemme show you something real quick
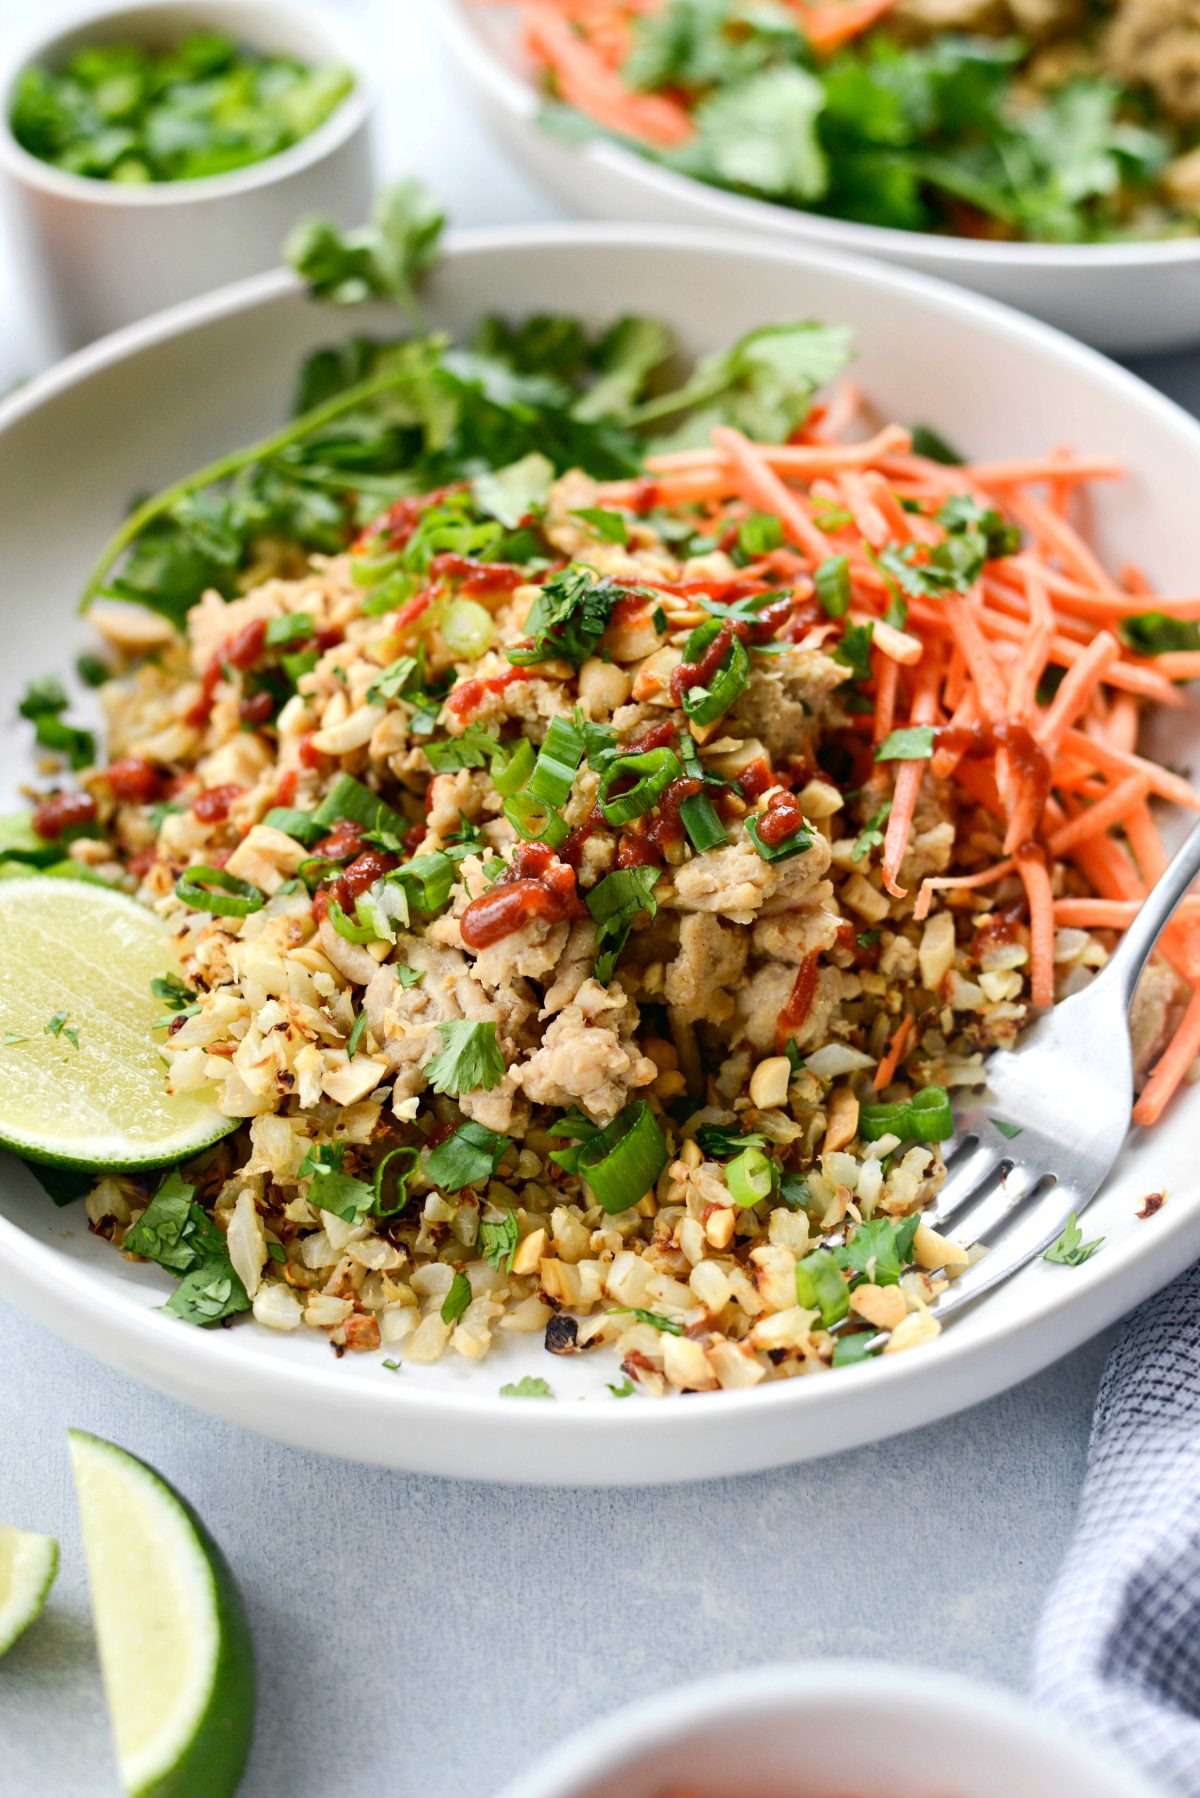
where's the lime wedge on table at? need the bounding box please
[69,1431,255,1798]
[0,1524,58,1654]
[0,876,235,1170]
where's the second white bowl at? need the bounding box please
[432,0,1200,357]
[499,1663,1163,1798]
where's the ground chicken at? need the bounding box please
[664,913,748,1027]
[728,651,846,763]
[513,977,657,1123]
[669,825,832,920]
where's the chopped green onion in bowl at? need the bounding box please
[9,33,354,184]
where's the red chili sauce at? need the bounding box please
[459,842,585,949]
[192,784,244,825]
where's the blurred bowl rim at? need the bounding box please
[0,0,373,208]
[497,1661,1162,1798]
[433,0,1200,272]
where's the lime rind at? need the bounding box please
[69,1431,255,1798]
[0,876,238,1173]
[0,1526,59,1655]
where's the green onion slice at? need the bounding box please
[795,1249,850,1327]
[262,806,324,847]
[598,747,682,827]
[327,899,379,945]
[528,715,585,811]
[678,790,727,853]
[504,791,568,848]
[442,598,495,658]
[576,1100,668,1215]
[745,813,812,863]
[726,1146,779,1210]
[373,1144,419,1218]
[492,737,535,798]
[264,613,314,647]
[351,548,405,588]
[175,866,265,918]
[859,1084,954,1143]
[678,621,750,727]
[311,773,407,842]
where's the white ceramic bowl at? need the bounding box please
[498,1663,1162,1798]
[0,0,374,352]
[431,0,1200,358]
[1,225,1199,1483]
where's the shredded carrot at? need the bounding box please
[798,0,898,51]
[1133,987,1200,1126]
[1016,846,1055,1007]
[1036,631,1121,755]
[873,650,899,745]
[914,858,1016,921]
[1045,773,1151,855]
[521,3,694,145]
[643,423,911,478]
[710,426,834,562]
[872,1013,913,1089]
[1060,729,1200,813]
[1055,897,1200,928]
[881,658,941,898]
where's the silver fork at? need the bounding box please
[884,814,1200,1331]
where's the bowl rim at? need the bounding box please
[0,0,372,207]
[433,0,1200,272]
[494,1661,1161,1797]
[2,220,1200,1477]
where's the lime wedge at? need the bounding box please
[0,1525,58,1654]
[0,876,236,1170]
[69,1431,255,1798]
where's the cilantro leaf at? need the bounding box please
[424,1020,505,1095]
[286,179,445,318]
[500,1375,554,1398]
[473,451,554,528]
[694,1123,769,1159]
[570,506,629,545]
[852,801,892,864]
[834,1215,921,1287]
[163,1261,250,1327]
[689,65,827,204]
[124,1170,225,1274]
[1044,1212,1104,1267]
[833,620,874,684]
[875,725,934,762]
[299,1141,377,1224]
[508,565,641,669]
[441,1269,473,1324]
[425,1121,512,1193]
[586,865,660,984]
[1119,612,1200,657]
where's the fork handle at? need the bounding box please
[1098,813,1200,1011]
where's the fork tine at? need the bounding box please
[933,1178,1090,1323]
[925,1140,1007,1229]
[942,1159,1034,1244]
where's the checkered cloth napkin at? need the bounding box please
[1034,1262,1200,1795]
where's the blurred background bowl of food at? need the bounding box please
[433,0,1200,357]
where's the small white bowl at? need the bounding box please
[432,0,1200,357]
[499,1663,1163,1798]
[0,0,374,352]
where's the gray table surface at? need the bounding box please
[0,2,1194,1793]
